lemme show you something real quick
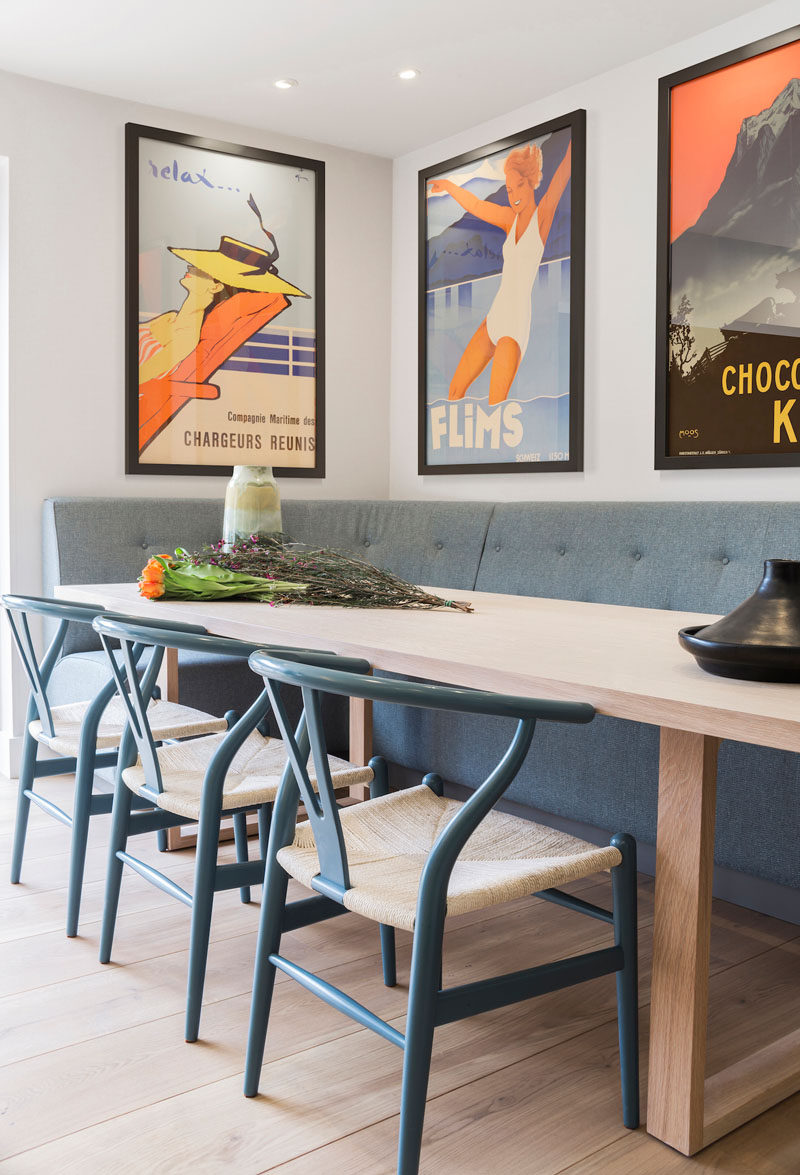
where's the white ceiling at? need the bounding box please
[0,0,773,157]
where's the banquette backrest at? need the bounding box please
[43,498,226,655]
[42,497,493,655]
[475,501,800,614]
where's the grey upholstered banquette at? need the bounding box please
[42,497,800,915]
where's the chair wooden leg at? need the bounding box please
[99,782,134,964]
[232,811,251,904]
[397,903,445,1175]
[10,733,37,884]
[185,809,222,1043]
[244,855,290,1097]
[66,750,96,937]
[612,832,640,1130]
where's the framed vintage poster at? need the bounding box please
[418,111,585,475]
[655,27,800,469]
[126,123,324,476]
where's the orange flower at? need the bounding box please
[140,559,160,581]
[139,557,165,599]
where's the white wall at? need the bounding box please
[0,71,392,760]
[391,0,800,503]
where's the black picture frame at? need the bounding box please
[655,26,800,470]
[126,123,325,477]
[418,110,585,475]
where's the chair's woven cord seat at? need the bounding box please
[29,697,227,755]
[278,784,622,932]
[122,729,374,820]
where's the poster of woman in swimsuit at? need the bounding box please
[418,111,585,474]
[126,124,324,477]
[655,27,800,469]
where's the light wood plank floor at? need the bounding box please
[1,773,798,1173]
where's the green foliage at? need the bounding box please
[669,294,697,376]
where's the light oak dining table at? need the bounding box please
[57,581,800,1156]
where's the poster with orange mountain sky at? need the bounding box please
[657,28,800,467]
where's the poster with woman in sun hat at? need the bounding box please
[126,123,324,476]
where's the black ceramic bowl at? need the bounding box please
[678,625,800,682]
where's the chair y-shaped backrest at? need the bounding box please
[93,615,225,795]
[2,595,221,744]
[249,651,596,903]
[2,595,156,740]
[93,615,372,802]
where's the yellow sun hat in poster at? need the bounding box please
[169,235,309,297]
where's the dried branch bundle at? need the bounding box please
[179,536,473,612]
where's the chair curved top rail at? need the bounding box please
[93,614,371,676]
[2,595,212,635]
[2,593,111,625]
[250,650,595,725]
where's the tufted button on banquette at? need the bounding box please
[495,544,501,552]
[141,541,148,549]
[722,556,730,565]
[559,547,566,556]
[634,553,642,561]
[435,542,443,550]
[363,540,371,548]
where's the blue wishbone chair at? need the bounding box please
[2,594,228,937]
[243,652,640,1175]
[92,615,383,1043]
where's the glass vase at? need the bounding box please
[222,466,282,549]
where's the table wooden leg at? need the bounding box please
[158,646,180,703]
[348,697,373,800]
[647,727,719,1155]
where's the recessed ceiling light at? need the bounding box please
[274,78,298,90]
[396,68,421,81]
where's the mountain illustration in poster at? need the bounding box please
[427,126,572,290]
[668,74,800,456]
